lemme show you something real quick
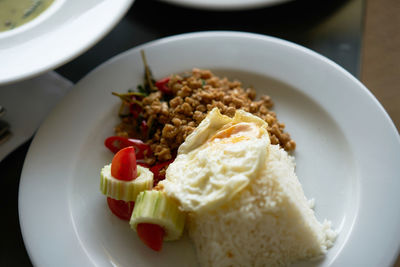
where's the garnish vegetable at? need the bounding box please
[101,146,153,220]
[100,164,153,202]
[137,223,165,252]
[107,198,135,221]
[130,190,186,251]
[104,136,152,161]
[111,147,137,181]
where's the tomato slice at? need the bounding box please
[107,197,135,221]
[111,146,137,181]
[137,223,165,251]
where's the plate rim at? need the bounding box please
[160,0,292,11]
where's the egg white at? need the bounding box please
[161,108,270,213]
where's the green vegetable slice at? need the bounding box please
[130,190,185,241]
[100,164,153,202]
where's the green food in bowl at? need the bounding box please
[0,0,54,32]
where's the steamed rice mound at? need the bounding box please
[188,145,336,267]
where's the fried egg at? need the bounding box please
[160,108,270,213]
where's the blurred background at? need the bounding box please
[1,0,399,266]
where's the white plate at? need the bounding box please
[0,71,72,162]
[19,31,400,266]
[161,0,292,10]
[0,0,134,85]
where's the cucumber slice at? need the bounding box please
[100,164,153,202]
[130,190,185,241]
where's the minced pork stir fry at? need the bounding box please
[113,52,296,165]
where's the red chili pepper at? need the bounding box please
[155,77,171,94]
[137,162,150,168]
[140,120,148,133]
[129,103,142,118]
[104,136,152,159]
[150,159,174,185]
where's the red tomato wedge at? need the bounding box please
[111,146,137,181]
[137,223,165,251]
[107,147,137,220]
[107,197,135,221]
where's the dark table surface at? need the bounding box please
[0,0,364,266]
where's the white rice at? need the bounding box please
[188,145,337,267]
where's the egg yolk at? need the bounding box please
[209,122,260,144]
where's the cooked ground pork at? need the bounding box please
[115,68,296,164]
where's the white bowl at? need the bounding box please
[0,0,134,85]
